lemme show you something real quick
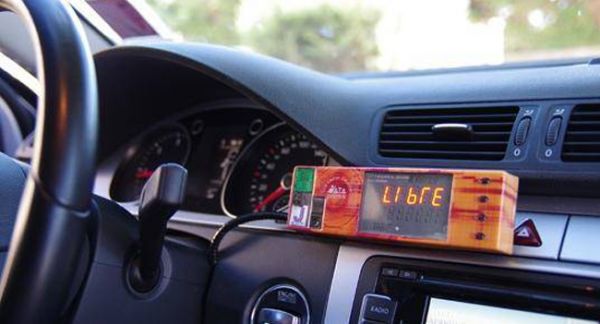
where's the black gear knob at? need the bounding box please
[130,163,187,293]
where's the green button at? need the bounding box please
[294,167,314,193]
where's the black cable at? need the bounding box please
[208,211,287,266]
[202,212,287,323]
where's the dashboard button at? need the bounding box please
[560,216,600,264]
[514,219,542,247]
[251,284,310,324]
[398,270,418,280]
[257,308,300,324]
[381,267,399,277]
[360,320,382,324]
[514,117,531,146]
[545,116,563,146]
[360,294,397,324]
[513,213,567,260]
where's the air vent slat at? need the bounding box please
[564,131,600,142]
[569,113,600,121]
[380,131,510,142]
[386,107,516,117]
[570,108,600,112]
[379,106,518,161]
[566,120,600,127]
[382,122,514,132]
[379,141,507,151]
[563,143,600,151]
[562,152,600,162]
[562,104,600,162]
[379,149,505,160]
[563,141,600,145]
[385,114,516,123]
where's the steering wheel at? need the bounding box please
[0,0,97,322]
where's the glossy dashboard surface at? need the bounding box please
[94,42,600,214]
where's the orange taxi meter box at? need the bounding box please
[287,166,518,254]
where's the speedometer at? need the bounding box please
[110,124,191,202]
[221,124,328,216]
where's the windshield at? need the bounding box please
[90,0,600,73]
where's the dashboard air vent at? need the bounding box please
[562,104,600,162]
[379,106,519,160]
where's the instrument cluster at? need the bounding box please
[108,104,328,216]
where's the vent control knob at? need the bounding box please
[514,117,531,146]
[545,116,563,146]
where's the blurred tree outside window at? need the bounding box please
[141,0,600,73]
[245,6,379,72]
[469,0,600,59]
[146,0,241,44]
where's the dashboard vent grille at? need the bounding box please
[379,106,519,160]
[562,104,600,162]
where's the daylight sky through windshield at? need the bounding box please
[91,0,600,73]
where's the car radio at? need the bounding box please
[287,166,518,254]
[349,256,600,324]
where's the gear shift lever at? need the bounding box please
[129,163,187,293]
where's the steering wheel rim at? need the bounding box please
[0,0,97,322]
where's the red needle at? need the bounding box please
[254,186,287,212]
[135,169,154,180]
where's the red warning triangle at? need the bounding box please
[514,219,542,247]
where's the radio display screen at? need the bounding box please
[358,172,453,240]
[425,298,596,324]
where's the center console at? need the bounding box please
[349,256,600,323]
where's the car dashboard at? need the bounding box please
[88,42,600,323]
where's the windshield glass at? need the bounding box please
[92,0,600,73]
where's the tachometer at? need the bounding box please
[222,124,328,216]
[110,124,191,202]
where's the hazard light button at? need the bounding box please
[514,219,542,247]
